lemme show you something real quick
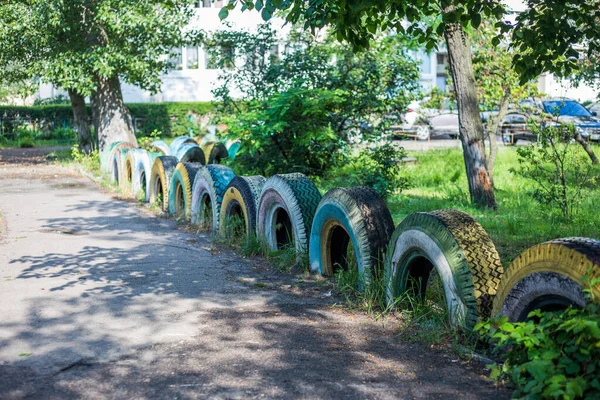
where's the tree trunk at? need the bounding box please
[444,22,497,209]
[486,87,511,182]
[573,130,599,165]
[91,74,138,151]
[68,89,94,153]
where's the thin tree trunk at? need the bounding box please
[91,74,138,151]
[573,130,599,165]
[68,89,94,153]
[444,21,497,209]
[486,87,511,181]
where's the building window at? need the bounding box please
[202,0,211,7]
[169,48,183,70]
[205,46,234,70]
[187,47,199,70]
[419,51,432,74]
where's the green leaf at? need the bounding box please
[255,0,263,11]
[218,7,229,20]
[261,8,272,21]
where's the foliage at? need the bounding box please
[504,0,600,85]
[472,21,538,113]
[33,95,70,106]
[512,124,597,220]
[476,276,600,399]
[138,129,163,151]
[71,144,100,172]
[0,0,200,97]
[209,25,421,177]
[221,1,505,51]
[0,102,214,139]
[327,143,410,199]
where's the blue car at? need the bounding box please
[543,99,600,141]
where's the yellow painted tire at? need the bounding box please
[493,238,600,321]
[219,176,265,238]
[202,142,228,164]
[122,152,136,194]
[168,162,203,220]
[149,156,178,211]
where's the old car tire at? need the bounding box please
[190,165,235,230]
[174,143,205,164]
[203,142,229,164]
[492,238,600,322]
[101,141,124,173]
[384,209,503,331]
[132,150,161,202]
[309,187,394,290]
[256,173,322,254]
[169,136,196,155]
[219,176,266,239]
[108,143,135,183]
[168,162,203,220]
[149,156,178,210]
[151,140,171,156]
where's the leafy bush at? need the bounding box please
[322,143,410,199]
[71,144,100,172]
[512,124,597,220]
[208,25,421,177]
[0,102,214,139]
[477,278,600,399]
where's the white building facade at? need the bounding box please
[35,1,598,104]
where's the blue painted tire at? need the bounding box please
[309,187,394,291]
[190,165,235,230]
[151,140,170,156]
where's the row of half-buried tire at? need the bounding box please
[102,143,600,333]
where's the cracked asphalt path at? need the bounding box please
[0,148,508,399]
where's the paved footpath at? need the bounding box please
[0,148,508,399]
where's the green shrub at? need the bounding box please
[476,276,600,399]
[19,137,35,148]
[512,124,597,220]
[0,102,214,139]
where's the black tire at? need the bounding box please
[493,238,600,322]
[149,156,178,210]
[384,209,503,331]
[203,142,229,164]
[190,165,236,230]
[168,162,203,220]
[256,173,322,254]
[219,176,266,239]
[309,187,394,290]
[175,143,205,164]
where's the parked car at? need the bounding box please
[390,100,459,140]
[542,99,600,142]
[587,102,600,117]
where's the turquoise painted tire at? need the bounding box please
[256,173,321,254]
[219,175,266,238]
[108,142,134,183]
[101,141,123,173]
[309,187,394,290]
[168,162,203,220]
[190,165,235,230]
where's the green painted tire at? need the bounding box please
[309,187,394,291]
[384,209,503,331]
[256,173,321,254]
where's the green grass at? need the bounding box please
[0,138,75,149]
[382,146,600,267]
